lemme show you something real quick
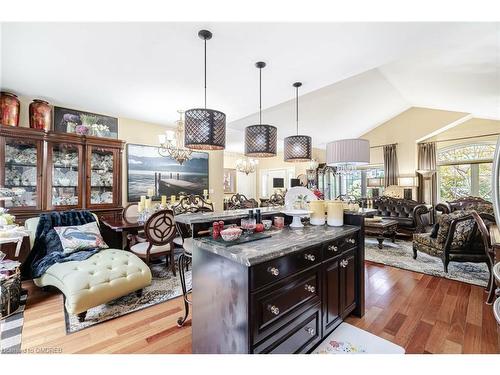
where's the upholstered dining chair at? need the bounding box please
[226,193,259,210]
[129,209,178,275]
[123,203,139,223]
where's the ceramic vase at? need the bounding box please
[29,99,52,130]
[0,92,20,127]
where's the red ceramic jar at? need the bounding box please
[29,99,51,130]
[0,91,20,127]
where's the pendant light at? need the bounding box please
[284,82,312,162]
[244,62,277,157]
[185,30,226,150]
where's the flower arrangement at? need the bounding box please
[0,208,15,227]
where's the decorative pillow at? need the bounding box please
[54,222,108,254]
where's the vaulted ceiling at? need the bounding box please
[1,22,499,152]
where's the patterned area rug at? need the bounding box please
[365,238,489,287]
[313,322,405,354]
[65,261,191,333]
[0,290,27,354]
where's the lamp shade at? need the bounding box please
[397,176,419,187]
[326,139,370,166]
[184,108,226,150]
[367,177,384,188]
[245,124,277,157]
[284,135,312,162]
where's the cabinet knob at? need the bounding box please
[267,266,280,276]
[304,253,315,262]
[346,238,356,244]
[304,284,316,293]
[268,305,280,315]
[328,244,338,252]
[305,327,315,336]
[340,259,349,268]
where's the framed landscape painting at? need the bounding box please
[54,106,118,139]
[127,143,209,202]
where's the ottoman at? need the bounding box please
[34,249,152,321]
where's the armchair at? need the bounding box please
[225,193,259,210]
[413,210,494,277]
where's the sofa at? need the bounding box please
[435,196,494,216]
[25,215,152,322]
[369,196,431,235]
[413,210,494,274]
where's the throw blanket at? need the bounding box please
[21,211,101,279]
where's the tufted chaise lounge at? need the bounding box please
[25,216,152,322]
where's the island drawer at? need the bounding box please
[251,268,321,343]
[250,245,321,290]
[253,304,321,354]
[323,231,358,260]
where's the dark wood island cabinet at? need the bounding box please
[192,214,365,354]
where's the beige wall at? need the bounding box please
[14,95,225,211]
[361,107,470,174]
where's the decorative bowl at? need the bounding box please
[220,227,242,242]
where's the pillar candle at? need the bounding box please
[327,200,344,227]
[309,200,325,226]
[203,189,208,196]
[140,195,146,205]
[161,195,167,205]
[147,188,154,197]
[137,202,144,213]
[170,195,176,204]
[145,198,152,209]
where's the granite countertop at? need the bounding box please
[175,206,283,225]
[193,225,359,267]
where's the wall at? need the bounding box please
[13,95,225,211]
[429,117,500,149]
[360,107,470,174]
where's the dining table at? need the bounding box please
[99,216,143,250]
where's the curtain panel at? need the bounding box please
[383,144,399,187]
[417,142,437,205]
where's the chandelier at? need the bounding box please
[158,110,192,165]
[236,157,259,175]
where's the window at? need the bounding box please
[437,142,495,201]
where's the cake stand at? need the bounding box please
[281,210,312,229]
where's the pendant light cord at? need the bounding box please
[296,84,299,135]
[204,39,207,109]
[259,66,262,125]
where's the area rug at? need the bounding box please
[365,238,489,287]
[64,261,191,333]
[0,290,28,354]
[313,322,405,354]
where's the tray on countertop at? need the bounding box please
[204,232,272,247]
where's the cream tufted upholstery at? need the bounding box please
[34,249,152,314]
[25,216,152,316]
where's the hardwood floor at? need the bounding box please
[20,261,499,354]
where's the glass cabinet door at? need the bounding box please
[3,138,41,209]
[49,143,82,208]
[88,146,116,206]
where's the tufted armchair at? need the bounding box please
[413,210,494,275]
[435,196,494,217]
[371,196,431,235]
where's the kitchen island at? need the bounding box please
[192,214,365,354]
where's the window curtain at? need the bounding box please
[383,144,399,187]
[417,142,437,205]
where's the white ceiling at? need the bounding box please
[1,22,499,152]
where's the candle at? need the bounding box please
[145,198,152,209]
[137,202,144,213]
[140,195,146,205]
[309,200,325,226]
[170,195,176,204]
[161,195,167,205]
[147,188,154,197]
[327,200,344,227]
[203,189,208,196]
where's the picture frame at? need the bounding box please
[126,143,209,202]
[53,106,118,139]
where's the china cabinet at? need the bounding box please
[0,125,124,222]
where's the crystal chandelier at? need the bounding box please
[158,110,192,165]
[236,157,259,175]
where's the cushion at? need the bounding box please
[130,241,171,255]
[430,223,439,238]
[54,221,108,254]
[173,236,183,247]
[33,249,152,314]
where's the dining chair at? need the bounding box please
[129,209,178,276]
[123,203,139,224]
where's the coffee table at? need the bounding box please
[364,219,399,249]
